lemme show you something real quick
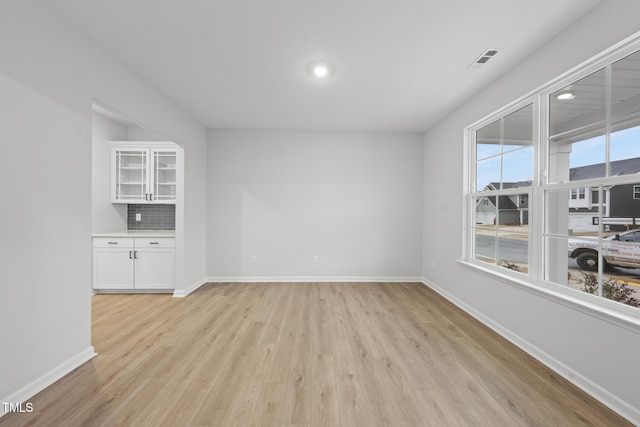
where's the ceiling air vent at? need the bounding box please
[468,48,500,70]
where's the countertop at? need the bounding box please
[92,230,176,238]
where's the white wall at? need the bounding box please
[92,113,127,233]
[0,0,207,411]
[422,0,640,422]
[180,134,207,293]
[208,129,423,280]
[126,125,170,142]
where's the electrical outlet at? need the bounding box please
[313,255,319,264]
[135,213,142,222]
[250,256,257,264]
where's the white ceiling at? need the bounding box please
[42,0,602,132]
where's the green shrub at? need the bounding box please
[580,272,640,308]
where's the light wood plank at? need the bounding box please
[0,282,631,427]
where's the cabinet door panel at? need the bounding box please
[112,149,148,203]
[151,150,177,203]
[93,248,134,289]
[135,249,175,289]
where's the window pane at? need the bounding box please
[549,69,606,183]
[476,120,501,191]
[545,182,640,308]
[474,227,497,265]
[496,195,522,226]
[496,229,528,273]
[605,182,640,220]
[611,126,640,167]
[611,50,640,125]
[548,134,607,183]
[569,135,607,176]
[473,192,530,272]
[502,104,533,184]
[496,191,529,272]
[546,187,599,237]
[475,195,496,225]
[572,237,640,308]
[503,104,534,153]
[473,195,497,265]
[545,235,571,286]
[611,50,640,175]
[476,104,533,190]
[545,188,571,236]
[545,187,599,286]
[476,120,501,161]
[502,146,533,184]
[567,236,601,272]
[476,157,500,191]
[550,69,606,138]
[568,265,640,309]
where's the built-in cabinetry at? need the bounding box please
[92,236,175,291]
[111,142,177,204]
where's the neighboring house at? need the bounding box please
[477,157,640,230]
[477,181,531,225]
[568,157,640,231]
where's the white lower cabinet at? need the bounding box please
[92,238,135,289]
[92,237,175,291]
[133,238,175,289]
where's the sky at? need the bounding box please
[570,125,640,168]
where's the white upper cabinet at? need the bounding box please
[111,142,177,204]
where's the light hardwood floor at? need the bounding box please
[0,282,631,426]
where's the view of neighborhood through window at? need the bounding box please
[545,49,640,309]
[469,46,640,310]
[473,104,533,273]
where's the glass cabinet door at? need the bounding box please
[114,149,148,202]
[151,150,177,203]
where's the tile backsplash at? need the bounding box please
[127,204,175,230]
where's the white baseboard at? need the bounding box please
[0,346,96,418]
[421,277,640,426]
[173,277,207,298]
[205,276,423,283]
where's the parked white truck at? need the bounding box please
[568,229,640,270]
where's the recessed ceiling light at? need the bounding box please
[556,91,575,100]
[307,61,334,79]
[313,65,328,77]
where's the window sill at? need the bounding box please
[457,259,640,335]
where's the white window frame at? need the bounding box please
[634,185,640,200]
[462,31,640,331]
[464,97,538,279]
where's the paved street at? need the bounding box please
[475,234,528,263]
